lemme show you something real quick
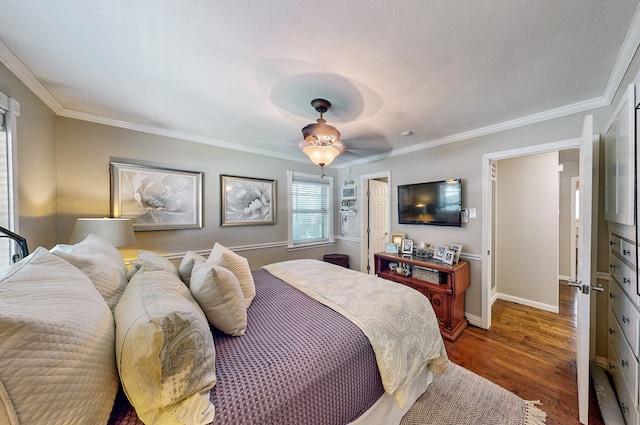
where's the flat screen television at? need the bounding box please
[398,178,462,227]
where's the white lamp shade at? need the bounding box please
[303,144,340,167]
[70,218,136,247]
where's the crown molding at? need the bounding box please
[0,40,64,114]
[602,1,640,103]
[58,107,307,163]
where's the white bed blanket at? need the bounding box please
[263,259,448,406]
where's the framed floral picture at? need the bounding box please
[220,175,276,226]
[110,162,203,231]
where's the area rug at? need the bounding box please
[401,363,547,425]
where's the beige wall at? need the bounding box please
[335,108,611,318]
[55,118,338,268]
[0,63,57,249]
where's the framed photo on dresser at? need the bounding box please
[401,239,414,255]
[433,245,447,261]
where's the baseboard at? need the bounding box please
[465,313,482,328]
[496,293,559,313]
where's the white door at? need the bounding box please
[571,114,599,424]
[368,179,389,273]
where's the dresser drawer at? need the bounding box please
[609,281,640,356]
[609,309,639,401]
[609,342,640,424]
[611,234,637,267]
[610,254,639,306]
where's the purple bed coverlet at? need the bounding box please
[108,268,385,425]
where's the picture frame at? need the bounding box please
[220,175,276,226]
[390,233,406,246]
[442,249,456,265]
[401,238,414,255]
[385,243,398,254]
[433,245,447,261]
[450,243,464,263]
[110,162,202,231]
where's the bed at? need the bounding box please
[0,230,448,425]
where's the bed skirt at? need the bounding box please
[349,367,434,425]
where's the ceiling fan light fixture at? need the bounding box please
[302,118,341,145]
[301,99,343,173]
[303,144,340,168]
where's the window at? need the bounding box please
[287,171,334,248]
[0,92,18,266]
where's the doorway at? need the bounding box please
[481,128,597,423]
[360,171,391,274]
[481,138,585,329]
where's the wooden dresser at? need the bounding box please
[374,252,469,341]
[604,82,639,425]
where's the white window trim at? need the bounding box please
[287,170,334,250]
[0,92,19,235]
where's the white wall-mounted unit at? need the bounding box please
[604,84,635,226]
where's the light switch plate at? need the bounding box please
[469,208,477,219]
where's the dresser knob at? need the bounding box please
[621,359,628,368]
[622,315,629,324]
[609,328,615,335]
[432,298,441,306]
[623,249,630,256]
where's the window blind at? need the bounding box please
[288,171,334,247]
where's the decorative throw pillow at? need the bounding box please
[0,247,118,425]
[207,243,255,306]
[179,251,206,287]
[190,262,247,336]
[51,250,128,312]
[64,233,128,274]
[135,249,180,276]
[115,267,217,425]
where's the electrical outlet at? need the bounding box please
[469,208,477,219]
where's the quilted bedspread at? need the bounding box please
[109,267,386,425]
[263,259,449,407]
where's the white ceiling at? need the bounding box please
[1,1,639,167]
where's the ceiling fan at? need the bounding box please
[300,98,344,174]
[295,98,392,173]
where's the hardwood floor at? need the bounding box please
[443,282,605,425]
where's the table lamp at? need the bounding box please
[70,218,136,247]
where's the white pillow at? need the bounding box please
[136,249,180,276]
[179,251,206,287]
[115,267,216,425]
[190,262,247,336]
[207,243,255,306]
[51,250,128,311]
[64,233,127,274]
[0,247,118,425]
